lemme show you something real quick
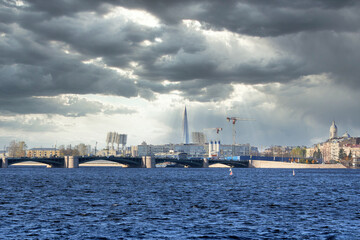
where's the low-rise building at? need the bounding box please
[219,144,251,157]
[205,141,259,158]
[136,141,259,158]
[174,144,206,158]
[155,150,187,159]
[264,146,296,157]
[27,148,60,158]
[137,142,174,157]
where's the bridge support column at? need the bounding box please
[141,156,146,168]
[65,156,79,168]
[1,157,8,168]
[249,159,254,168]
[146,156,155,168]
[203,158,209,168]
[141,156,155,168]
[64,156,68,168]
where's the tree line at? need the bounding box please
[6,141,91,157]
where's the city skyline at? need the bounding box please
[1,1,360,149]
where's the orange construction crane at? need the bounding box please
[205,127,223,134]
[203,127,223,141]
[226,117,255,145]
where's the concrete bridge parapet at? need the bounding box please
[64,156,79,168]
[1,157,8,168]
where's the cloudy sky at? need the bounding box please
[1,0,360,149]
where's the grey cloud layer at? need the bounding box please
[118,0,360,36]
[0,96,136,117]
[0,116,58,132]
[23,0,359,36]
[1,0,360,115]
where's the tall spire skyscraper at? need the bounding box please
[182,106,189,144]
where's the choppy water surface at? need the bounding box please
[0,167,359,239]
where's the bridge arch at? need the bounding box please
[208,160,249,168]
[155,158,204,168]
[78,156,142,168]
[7,158,64,168]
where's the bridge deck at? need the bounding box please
[2,156,250,168]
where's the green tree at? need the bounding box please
[313,149,322,160]
[291,147,306,158]
[339,148,346,160]
[348,150,352,160]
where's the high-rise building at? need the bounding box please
[192,132,206,144]
[182,106,189,144]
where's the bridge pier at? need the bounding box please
[64,156,79,168]
[141,156,155,168]
[249,159,253,168]
[1,157,8,168]
[203,158,209,168]
[141,156,146,168]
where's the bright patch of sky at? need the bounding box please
[103,6,161,27]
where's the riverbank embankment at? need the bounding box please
[249,160,346,168]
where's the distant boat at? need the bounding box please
[229,168,233,176]
[293,169,295,176]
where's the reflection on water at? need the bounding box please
[0,167,359,239]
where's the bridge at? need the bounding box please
[1,156,249,168]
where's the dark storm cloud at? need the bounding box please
[109,0,360,36]
[0,23,139,99]
[17,0,360,36]
[273,31,360,88]
[0,96,136,117]
[139,53,305,84]
[0,1,144,107]
[22,0,111,17]
[18,13,160,66]
[111,0,360,92]
[253,77,360,143]
[0,60,138,98]
[22,0,360,38]
[1,0,360,116]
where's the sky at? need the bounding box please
[1,0,360,150]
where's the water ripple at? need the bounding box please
[0,167,359,239]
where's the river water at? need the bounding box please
[0,167,359,239]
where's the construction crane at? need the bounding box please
[203,127,223,140]
[204,127,223,134]
[226,117,255,145]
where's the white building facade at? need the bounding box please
[307,122,360,163]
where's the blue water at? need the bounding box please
[0,167,359,239]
